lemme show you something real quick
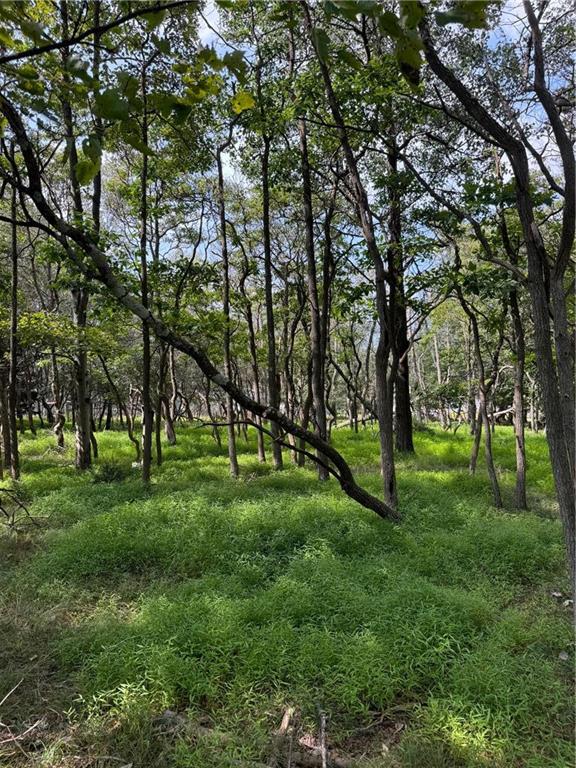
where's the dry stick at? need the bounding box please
[0,679,22,709]
[0,718,42,746]
[319,709,327,768]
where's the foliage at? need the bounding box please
[0,425,571,768]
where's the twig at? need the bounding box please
[0,680,23,709]
[0,718,42,745]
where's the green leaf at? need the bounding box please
[17,63,39,80]
[337,48,362,70]
[330,0,361,20]
[94,89,130,121]
[151,33,170,54]
[19,18,45,44]
[117,72,140,103]
[323,0,340,16]
[75,158,100,186]
[171,102,192,125]
[149,91,178,118]
[378,11,403,39]
[436,1,489,29]
[311,27,331,63]
[66,55,92,83]
[0,29,16,47]
[222,50,247,81]
[142,8,166,29]
[82,134,101,163]
[231,90,255,113]
[400,0,425,29]
[396,38,423,70]
[121,119,153,154]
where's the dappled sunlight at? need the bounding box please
[0,426,572,767]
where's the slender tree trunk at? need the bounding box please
[90,409,98,458]
[99,355,140,461]
[217,146,239,478]
[239,256,266,463]
[470,398,482,473]
[261,136,283,469]
[0,357,11,476]
[60,0,92,470]
[302,3,398,506]
[8,186,19,479]
[299,117,328,479]
[51,348,65,448]
[104,401,112,430]
[139,67,153,483]
[387,142,414,453]
[72,288,92,469]
[510,290,527,509]
[464,302,502,508]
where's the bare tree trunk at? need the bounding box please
[419,4,575,587]
[510,290,527,509]
[239,252,266,463]
[463,303,502,508]
[72,288,92,469]
[217,144,239,478]
[302,2,398,507]
[99,355,140,461]
[469,398,482,474]
[299,117,328,480]
[388,142,414,453]
[139,66,153,483]
[261,135,283,469]
[8,185,19,479]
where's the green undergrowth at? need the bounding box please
[0,424,572,768]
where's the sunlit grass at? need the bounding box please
[0,423,572,767]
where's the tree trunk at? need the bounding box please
[387,142,414,453]
[302,2,398,507]
[139,67,153,483]
[299,117,328,480]
[217,145,239,478]
[510,290,527,509]
[0,359,11,476]
[262,136,283,469]
[8,186,20,479]
[72,288,92,469]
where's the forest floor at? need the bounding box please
[0,424,573,768]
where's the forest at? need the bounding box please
[0,1,574,766]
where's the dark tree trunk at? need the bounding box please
[387,143,414,453]
[105,400,113,430]
[72,288,92,469]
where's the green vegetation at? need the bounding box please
[1,426,572,768]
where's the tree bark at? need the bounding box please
[8,185,20,480]
[261,135,283,470]
[139,66,153,483]
[299,116,328,480]
[419,12,574,580]
[217,144,239,478]
[301,1,398,507]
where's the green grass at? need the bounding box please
[0,424,572,767]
